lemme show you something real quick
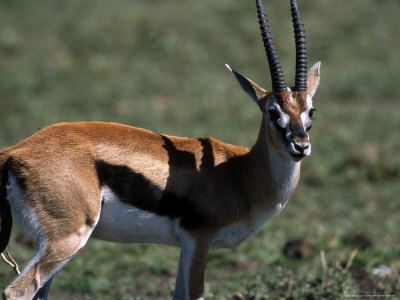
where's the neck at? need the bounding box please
[268,149,300,203]
[247,115,301,207]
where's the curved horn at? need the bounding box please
[256,0,286,93]
[291,0,307,91]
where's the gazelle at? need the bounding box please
[0,0,320,299]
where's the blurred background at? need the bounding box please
[0,0,399,299]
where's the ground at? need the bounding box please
[0,0,399,299]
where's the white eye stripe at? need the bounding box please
[267,99,289,128]
[301,110,310,125]
[267,93,314,132]
[301,95,314,127]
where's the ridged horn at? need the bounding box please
[256,0,287,93]
[291,0,307,91]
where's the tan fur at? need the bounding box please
[275,91,307,132]
[0,118,292,299]
[1,61,320,298]
[0,65,321,300]
[0,121,253,229]
[306,62,321,97]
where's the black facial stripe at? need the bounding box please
[268,109,280,123]
[267,108,289,141]
[308,108,316,119]
[275,122,287,139]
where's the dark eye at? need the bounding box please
[268,109,280,123]
[308,108,316,119]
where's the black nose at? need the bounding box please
[294,142,309,153]
[291,123,309,153]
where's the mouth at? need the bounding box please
[284,140,311,161]
[289,151,307,161]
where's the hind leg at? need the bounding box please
[2,223,95,300]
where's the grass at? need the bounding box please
[0,0,399,299]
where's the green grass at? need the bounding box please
[0,0,399,299]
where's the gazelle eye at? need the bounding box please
[268,109,280,123]
[308,108,316,119]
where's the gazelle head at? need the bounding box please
[227,0,320,162]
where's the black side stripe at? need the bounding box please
[95,136,216,230]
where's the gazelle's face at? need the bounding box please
[264,90,314,162]
[227,61,320,162]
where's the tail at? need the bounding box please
[0,161,12,253]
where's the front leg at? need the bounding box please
[175,230,210,300]
[173,250,186,300]
[32,276,54,300]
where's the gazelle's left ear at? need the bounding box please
[225,64,268,110]
[307,61,321,98]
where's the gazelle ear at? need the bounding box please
[306,61,321,98]
[225,64,268,106]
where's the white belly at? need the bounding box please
[91,187,180,246]
[92,188,286,249]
